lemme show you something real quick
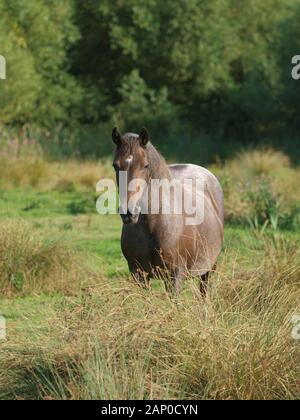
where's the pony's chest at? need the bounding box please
[121,224,156,262]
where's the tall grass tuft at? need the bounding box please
[0,220,83,296]
[211,148,300,229]
[0,134,113,190]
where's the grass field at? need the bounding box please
[0,148,300,400]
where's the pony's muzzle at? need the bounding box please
[121,206,141,224]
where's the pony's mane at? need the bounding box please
[145,142,172,180]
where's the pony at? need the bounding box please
[112,127,224,294]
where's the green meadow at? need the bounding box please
[0,149,300,400]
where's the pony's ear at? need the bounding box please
[139,127,149,147]
[112,127,122,147]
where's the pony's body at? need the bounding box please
[113,131,224,293]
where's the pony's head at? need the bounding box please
[112,127,151,224]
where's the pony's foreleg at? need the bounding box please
[165,267,184,295]
[199,264,216,297]
[199,272,209,297]
[129,264,150,288]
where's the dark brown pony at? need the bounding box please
[112,127,224,294]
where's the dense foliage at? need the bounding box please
[0,0,300,146]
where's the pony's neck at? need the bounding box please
[146,143,172,181]
[143,143,178,233]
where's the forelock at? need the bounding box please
[122,133,139,142]
[120,133,142,155]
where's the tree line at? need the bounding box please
[0,0,300,146]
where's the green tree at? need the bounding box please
[0,0,82,126]
[72,0,298,137]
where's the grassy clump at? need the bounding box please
[211,148,300,230]
[51,159,113,192]
[0,157,113,191]
[0,220,83,296]
[0,139,113,191]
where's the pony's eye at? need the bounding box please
[144,164,149,169]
